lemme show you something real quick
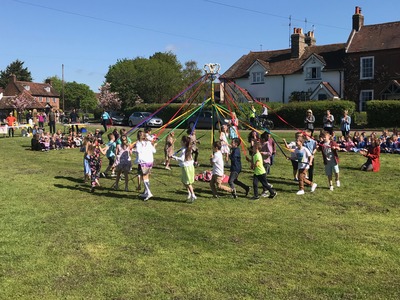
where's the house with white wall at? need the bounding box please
[220,28,345,104]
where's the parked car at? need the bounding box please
[128,112,163,128]
[109,111,127,126]
[186,110,229,130]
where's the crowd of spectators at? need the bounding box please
[31,126,85,151]
[335,128,400,154]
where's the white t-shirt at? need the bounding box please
[211,151,224,176]
[295,147,312,170]
[135,140,156,164]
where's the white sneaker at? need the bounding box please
[336,180,341,187]
[311,183,317,192]
[296,190,305,195]
[144,193,153,201]
[187,193,191,199]
[329,185,334,191]
[139,192,148,198]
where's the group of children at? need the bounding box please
[31,126,84,151]
[284,130,340,195]
[71,115,390,202]
[82,127,156,200]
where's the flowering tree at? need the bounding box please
[11,92,35,111]
[5,92,36,123]
[98,82,121,111]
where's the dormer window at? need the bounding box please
[44,87,51,92]
[23,85,30,91]
[251,72,264,84]
[306,67,321,79]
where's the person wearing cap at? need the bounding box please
[304,109,315,136]
[6,112,17,137]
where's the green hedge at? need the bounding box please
[366,100,400,128]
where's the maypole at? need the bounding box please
[203,63,220,144]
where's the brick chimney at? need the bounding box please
[9,74,17,83]
[45,78,53,86]
[305,31,316,46]
[352,6,364,32]
[291,28,306,58]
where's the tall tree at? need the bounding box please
[182,60,204,102]
[44,76,63,94]
[105,58,141,109]
[64,81,97,111]
[0,59,33,88]
[105,52,199,108]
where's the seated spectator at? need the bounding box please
[384,134,398,153]
[352,131,361,147]
[338,136,346,151]
[41,136,51,151]
[74,132,83,147]
[31,134,42,151]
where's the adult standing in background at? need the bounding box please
[304,109,315,136]
[323,110,334,135]
[69,108,79,132]
[48,108,56,134]
[101,109,111,132]
[340,110,351,137]
[6,112,16,137]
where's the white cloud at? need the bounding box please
[165,44,178,52]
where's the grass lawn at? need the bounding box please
[0,125,399,299]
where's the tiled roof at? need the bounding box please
[347,21,400,53]
[221,43,346,79]
[14,81,60,97]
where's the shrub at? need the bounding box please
[366,100,400,128]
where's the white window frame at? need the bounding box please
[360,57,374,80]
[251,72,264,84]
[359,90,374,111]
[306,67,321,79]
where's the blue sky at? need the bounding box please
[2,0,399,92]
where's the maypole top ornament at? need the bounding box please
[203,63,220,75]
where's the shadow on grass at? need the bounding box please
[54,175,84,184]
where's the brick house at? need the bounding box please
[1,75,60,111]
[345,7,400,111]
